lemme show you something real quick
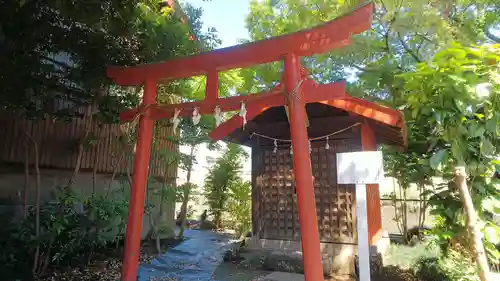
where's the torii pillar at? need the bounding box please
[284,53,324,280]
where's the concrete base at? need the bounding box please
[246,236,390,276]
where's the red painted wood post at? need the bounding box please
[361,123,383,245]
[205,70,219,105]
[284,53,325,281]
[121,79,157,281]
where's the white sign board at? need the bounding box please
[336,151,384,185]
[336,151,384,281]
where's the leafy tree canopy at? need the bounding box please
[0,0,219,121]
[242,0,499,101]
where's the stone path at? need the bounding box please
[138,230,236,281]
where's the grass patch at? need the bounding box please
[384,242,441,270]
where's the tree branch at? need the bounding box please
[348,63,379,73]
[382,0,403,55]
[416,32,430,55]
[39,54,73,70]
[485,27,500,43]
[397,32,422,63]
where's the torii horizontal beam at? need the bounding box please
[119,79,346,122]
[208,94,404,142]
[107,3,373,86]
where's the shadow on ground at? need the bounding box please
[213,262,271,281]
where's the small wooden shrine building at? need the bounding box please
[106,3,406,280]
[224,98,406,273]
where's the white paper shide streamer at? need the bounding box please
[171,108,181,135]
[214,105,223,127]
[239,102,247,129]
[192,107,201,125]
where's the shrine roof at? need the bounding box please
[224,98,406,149]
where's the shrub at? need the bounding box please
[0,187,129,279]
[226,179,252,239]
[414,249,480,281]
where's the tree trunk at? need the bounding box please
[402,185,409,243]
[393,176,403,235]
[155,187,165,254]
[214,207,222,230]
[23,142,30,218]
[25,132,41,274]
[454,166,491,281]
[155,177,167,254]
[418,183,428,231]
[40,235,55,274]
[92,130,102,197]
[396,180,409,243]
[67,105,94,189]
[178,145,195,238]
[105,147,126,196]
[144,180,154,241]
[152,168,175,254]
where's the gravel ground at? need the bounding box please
[37,248,154,281]
[36,238,183,281]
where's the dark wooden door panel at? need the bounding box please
[253,139,361,243]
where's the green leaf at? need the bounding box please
[486,118,497,135]
[445,208,455,219]
[469,122,486,138]
[430,149,448,170]
[485,224,500,244]
[451,140,465,165]
[483,197,500,215]
[480,139,495,155]
[485,241,500,260]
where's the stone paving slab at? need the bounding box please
[257,272,355,281]
[258,272,305,281]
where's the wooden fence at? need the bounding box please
[0,104,177,180]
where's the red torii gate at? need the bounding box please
[108,3,384,281]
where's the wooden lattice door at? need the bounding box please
[253,138,361,243]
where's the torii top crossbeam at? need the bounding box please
[108,3,373,85]
[107,3,405,281]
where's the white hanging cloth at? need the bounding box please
[239,102,247,129]
[192,107,201,125]
[214,105,223,127]
[171,108,181,135]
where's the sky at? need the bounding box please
[176,1,254,185]
[181,0,360,81]
[182,0,252,48]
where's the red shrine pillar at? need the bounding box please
[361,123,383,245]
[284,53,325,281]
[121,79,157,281]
